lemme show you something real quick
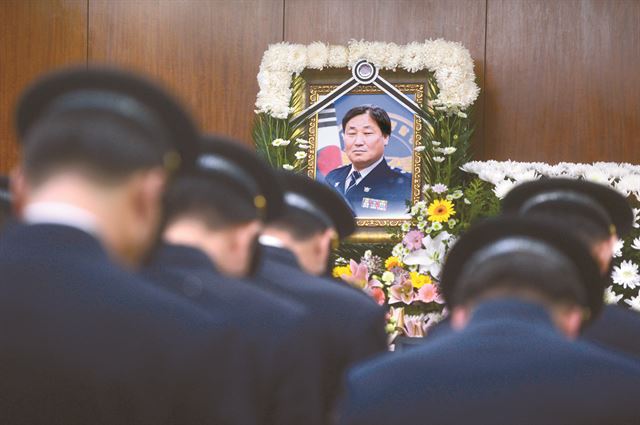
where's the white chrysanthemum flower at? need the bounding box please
[582,167,610,185]
[294,151,307,160]
[347,39,370,67]
[415,146,426,152]
[611,260,640,289]
[624,295,640,312]
[431,183,448,194]
[327,45,348,67]
[457,111,468,118]
[432,140,441,146]
[616,174,640,199]
[381,42,402,70]
[433,156,445,163]
[493,179,517,199]
[285,44,308,74]
[381,271,395,285]
[464,198,471,205]
[612,240,624,258]
[401,222,411,232]
[451,190,463,199]
[513,169,539,183]
[400,41,425,72]
[306,42,328,69]
[282,164,294,170]
[631,237,640,251]
[417,221,426,230]
[430,222,443,232]
[442,147,457,155]
[478,169,506,185]
[271,138,285,147]
[603,286,623,305]
[633,208,640,229]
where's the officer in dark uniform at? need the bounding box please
[338,217,640,425]
[325,105,411,217]
[253,172,387,420]
[0,67,256,424]
[503,178,640,359]
[143,135,325,425]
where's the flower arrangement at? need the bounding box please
[252,39,480,173]
[462,160,640,312]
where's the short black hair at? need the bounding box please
[341,105,391,137]
[453,247,587,309]
[525,208,611,246]
[163,175,259,230]
[22,110,168,185]
[267,208,329,241]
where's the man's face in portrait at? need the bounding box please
[343,112,389,171]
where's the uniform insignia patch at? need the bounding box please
[361,197,388,211]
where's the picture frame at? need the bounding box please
[305,82,424,231]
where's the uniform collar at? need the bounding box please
[468,298,557,330]
[259,243,300,269]
[348,156,385,183]
[23,201,99,237]
[153,242,217,273]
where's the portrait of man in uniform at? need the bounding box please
[322,104,412,218]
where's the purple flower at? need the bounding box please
[431,183,448,194]
[403,230,424,250]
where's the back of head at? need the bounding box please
[16,66,199,186]
[267,172,356,241]
[163,134,284,230]
[441,216,604,321]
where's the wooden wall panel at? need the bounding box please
[88,0,284,145]
[0,0,87,173]
[284,0,487,156]
[484,0,640,163]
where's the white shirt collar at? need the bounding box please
[348,156,385,184]
[23,201,99,236]
[258,234,285,248]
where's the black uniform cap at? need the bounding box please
[502,178,633,238]
[278,172,356,239]
[0,176,11,208]
[195,135,284,222]
[16,65,198,172]
[440,216,604,320]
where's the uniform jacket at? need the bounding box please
[0,223,255,425]
[144,243,325,425]
[251,244,388,419]
[582,304,640,359]
[325,159,411,217]
[339,298,640,425]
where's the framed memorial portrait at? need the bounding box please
[305,83,424,229]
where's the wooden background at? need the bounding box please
[1,0,639,172]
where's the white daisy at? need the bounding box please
[282,164,294,170]
[294,151,307,160]
[633,208,640,229]
[611,260,640,289]
[603,286,623,305]
[624,295,640,312]
[431,183,448,194]
[433,156,445,163]
[631,237,640,251]
[612,240,624,258]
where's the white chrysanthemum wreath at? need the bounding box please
[255,39,480,119]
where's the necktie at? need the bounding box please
[345,170,361,193]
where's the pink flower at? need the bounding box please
[389,279,414,304]
[366,287,386,305]
[403,230,424,251]
[346,259,369,288]
[417,284,437,303]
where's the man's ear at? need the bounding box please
[383,134,390,146]
[451,306,471,330]
[131,168,167,219]
[9,166,28,217]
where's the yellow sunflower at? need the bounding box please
[385,256,403,270]
[332,265,352,279]
[410,272,432,289]
[427,199,456,222]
